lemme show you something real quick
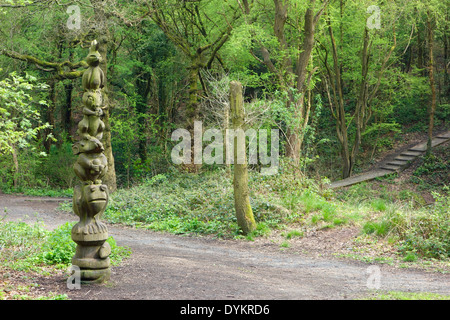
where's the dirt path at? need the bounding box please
[1,193,449,300]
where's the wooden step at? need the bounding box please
[409,138,449,151]
[400,150,423,157]
[327,169,392,188]
[380,165,401,171]
[409,144,427,152]
[387,160,409,167]
[327,131,450,189]
[394,155,416,162]
[436,132,450,139]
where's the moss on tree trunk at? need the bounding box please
[230,81,256,235]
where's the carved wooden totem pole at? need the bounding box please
[71,40,111,283]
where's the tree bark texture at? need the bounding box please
[230,81,256,235]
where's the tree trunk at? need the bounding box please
[63,81,73,136]
[11,144,19,188]
[187,63,200,129]
[285,128,301,162]
[444,21,450,97]
[325,17,352,179]
[43,79,56,153]
[426,12,436,155]
[285,1,321,163]
[417,23,425,76]
[224,101,231,177]
[136,72,153,163]
[230,81,256,235]
[97,36,117,192]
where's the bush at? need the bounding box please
[37,142,77,189]
[363,188,449,259]
[0,140,77,193]
[0,148,47,192]
[37,222,75,265]
[398,190,449,259]
[104,170,242,237]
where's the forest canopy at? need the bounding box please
[0,0,448,190]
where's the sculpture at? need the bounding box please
[71,40,111,283]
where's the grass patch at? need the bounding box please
[100,167,356,238]
[361,189,449,259]
[370,199,387,212]
[280,241,290,248]
[283,230,304,240]
[364,291,450,300]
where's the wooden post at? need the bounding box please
[224,101,231,177]
[230,81,256,235]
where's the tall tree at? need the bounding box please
[148,0,240,130]
[426,9,436,155]
[230,80,256,235]
[409,0,448,155]
[237,0,329,163]
[319,0,397,178]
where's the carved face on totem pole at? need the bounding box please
[72,183,108,235]
[82,183,108,216]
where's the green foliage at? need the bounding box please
[0,147,45,191]
[283,230,304,240]
[413,154,447,177]
[37,222,75,266]
[0,220,131,271]
[104,164,317,237]
[0,142,76,193]
[397,190,450,259]
[370,199,388,212]
[410,148,449,190]
[36,222,131,267]
[37,140,77,189]
[0,72,51,155]
[363,220,391,237]
[0,220,48,271]
[103,161,355,238]
[364,291,450,300]
[362,188,449,259]
[391,71,431,128]
[105,170,241,237]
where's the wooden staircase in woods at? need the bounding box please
[328,131,450,189]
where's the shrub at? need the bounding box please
[37,141,77,189]
[397,190,449,259]
[363,188,449,259]
[37,222,75,265]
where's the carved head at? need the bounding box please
[82,91,102,110]
[86,40,102,67]
[81,183,108,216]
